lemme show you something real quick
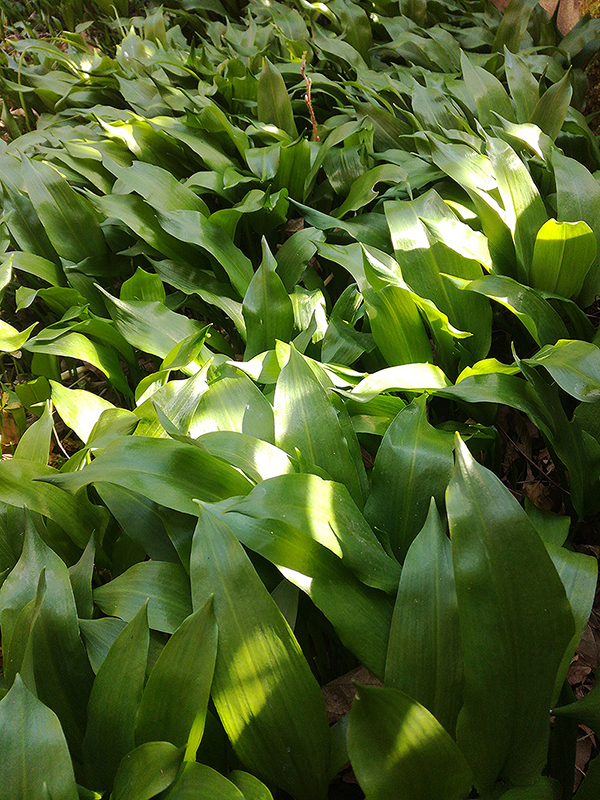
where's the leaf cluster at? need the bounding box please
[1,0,600,798]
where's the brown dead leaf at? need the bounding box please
[575,725,596,790]
[321,665,382,724]
[1,409,21,454]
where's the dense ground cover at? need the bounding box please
[2,0,600,797]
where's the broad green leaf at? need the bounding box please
[25,331,131,397]
[492,0,539,53]
[500,777,562,799]
[112,742,184,800]
[98,286,208,361]
[347,684,473,800]
[83,603,149,791]
[529,219,596,298]
[2,181,61,265]
[399,0,426,24]
[113,161,209,216]
[6,251,65,288]
[274,346,366,507]
[21,157,106,263]
[465,274,569,346]
[50,381,115,444]
[79,617,127,675]
[275,227,325,292]
[141,370,210,439]
[554,682,600,733]
[334,164,409,218]
[218,510,393,677]
[359,243,475,367]
[504,49,539,122]
[529,70,572,141]
[384,191,491,361]
[228,472,400,594]
[0,319,36,351]
[460,51,514,127]
[41,436,253,514]
[365,395,454,563]
[191,506,330,800]
[120,266,166,303]
[0,517,93,751]
[90,193,201,265]
[291,198,391,251]
[229,770,274,800]
[162,329,216,371]
[0,457,106,549]
[159,210,253,297]
[192,431,296,483]
[0,674,78,800]
[243,241,294,360]
[446,436,574,794]
[136,598,217,754]
[552,150,600,306]
[94,561,192,634]
[13,400,53,464]
[426,136,497,194]
[94,484,180,563]
[420,216,492,272]
[523,340,600,402]
[486,136,548,282]
[351,363,451,401]
[187,371,275,443]
[385,500,462,736]
[526,503,597,701]
[163,762,245,800]
[362,284,433,366]
[411,84,465,134]
[68,535,95,620]
[516,357,600,517]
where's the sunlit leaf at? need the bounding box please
[191,505,330,800]
[530,219,596,299]
[348,683,473,800]
[136,597,217,755]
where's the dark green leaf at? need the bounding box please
[218,509,393,677]
[83,603,149,791]
[243,240,294,360]
[365,396,455,563]
[136,598,217,754]
[0,674,78,800]
[529,71,573,141]
[163,762,245,799]
[94,561,192,634]
[523,340,600,402]
[112,742,184,800]
[446,436,574,794]
[21,157,106,264]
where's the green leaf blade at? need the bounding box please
[446,435,574,794]
[191,506,330,800]
[347,684,473,800]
